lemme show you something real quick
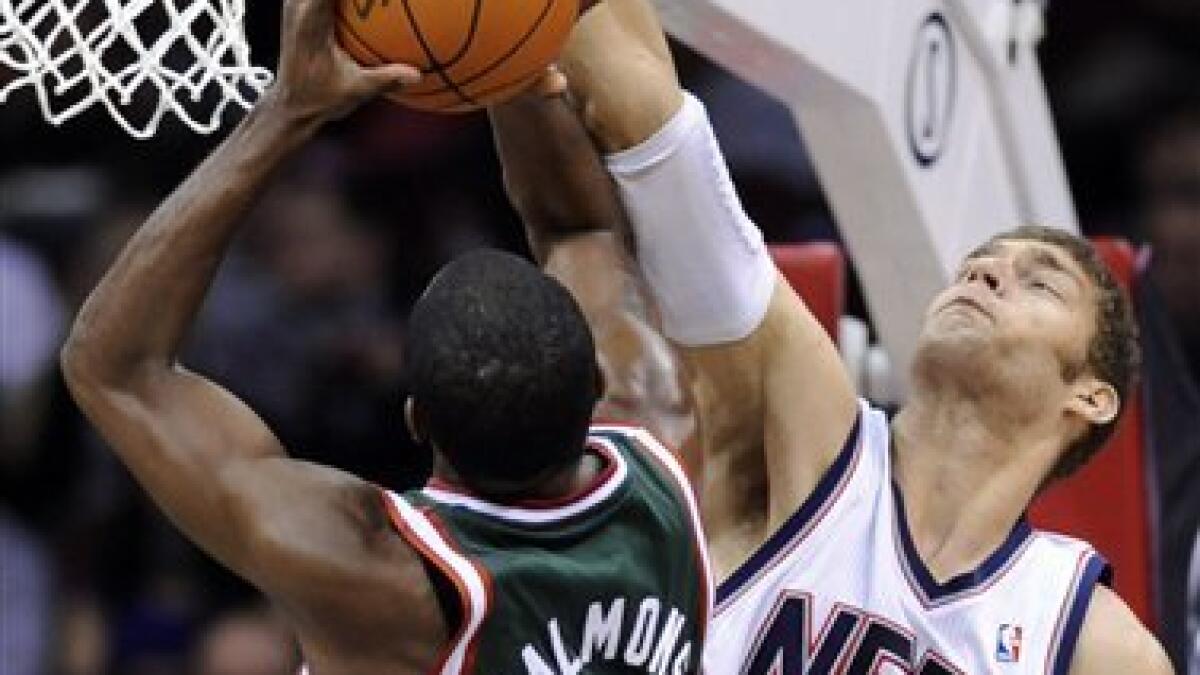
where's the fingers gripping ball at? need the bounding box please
[336,0,580,113]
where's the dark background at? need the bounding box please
[1,0,1197,672]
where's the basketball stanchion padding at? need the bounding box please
[0,0,272,139]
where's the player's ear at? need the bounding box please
[404,397,428,445]
[1064,377,1119,426]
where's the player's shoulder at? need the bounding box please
[334,484,441,599]
[1069,585,1174,674]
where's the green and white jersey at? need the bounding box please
[382,423,712,675]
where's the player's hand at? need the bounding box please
[267,0,421,123]
[533,66,569,98]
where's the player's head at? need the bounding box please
[404,249,601,496]
[915,226,1139,482]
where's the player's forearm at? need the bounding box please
[489,92,630,260]
[62,98,319,385]
[559,0,682,153]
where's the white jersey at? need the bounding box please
[706,400,1110,675]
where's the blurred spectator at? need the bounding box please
[1137,104,1200,671]
[111,570,201,675]
[0,234,64,466]
[188,167,428,488]
[0,512,51,675]
[1137,102,1200,667]
[192,608,298,675]
[0,234,62,675]
[57,597,111,675]
[1138,269,1200,670]
[1140,106,1200,376]
[1192,532,1200,675]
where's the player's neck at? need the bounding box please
[890,392,1056,583]
[430,452,605,505]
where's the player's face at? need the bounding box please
[918,238,1098,386]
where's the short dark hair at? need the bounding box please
[989,226,1141,482]
[405,249,600,491]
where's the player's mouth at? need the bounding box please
[942,296,994,321]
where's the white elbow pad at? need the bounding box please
[606,93,775,346]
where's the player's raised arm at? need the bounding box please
[559,0,857,537]
[59,0,421,616]
[488,84,696,463]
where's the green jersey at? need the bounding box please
[383,423,711,674]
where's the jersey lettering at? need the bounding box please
[745,593,959,675]
[521,596,696,675]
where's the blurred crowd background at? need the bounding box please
[2,0,1198,673]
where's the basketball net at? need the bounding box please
[0,0,273,139]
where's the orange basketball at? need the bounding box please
[336,0,580,113]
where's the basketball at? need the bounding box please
[335,0,580,113]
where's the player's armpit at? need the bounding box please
[1069,586,1174,674]
[220,459,443,638]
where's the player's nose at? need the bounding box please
[964,259,1009,295]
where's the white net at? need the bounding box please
[0,0,274,139]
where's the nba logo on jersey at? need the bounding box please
[996,624,1023,662]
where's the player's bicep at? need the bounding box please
[1069,586,1174,674]
[219,458,397,607]
[756,275,858,520]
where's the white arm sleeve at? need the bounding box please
[606,93,776,346]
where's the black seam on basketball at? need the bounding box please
[401,0,555,103]
[445,0,555,90]
[336,15,389,65]
[402,67,538,100]
[399,0,477,106]
[436,0,484,71]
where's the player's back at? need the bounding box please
[366,423,712,674]
[706,400,1109,674]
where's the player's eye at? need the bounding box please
[1030,279,1062,298]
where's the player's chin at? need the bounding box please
[914,323,994,368]
[921,310,993,344]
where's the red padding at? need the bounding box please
[769,243,845,343]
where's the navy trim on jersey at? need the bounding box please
[1051,552,1111,675]
[715,411,862,608]
[892,482,1035,606]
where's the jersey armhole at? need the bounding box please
[1049,551,1112,675]
[714,407,864,611]
[418,554,465,638]
[379,489,493,674]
